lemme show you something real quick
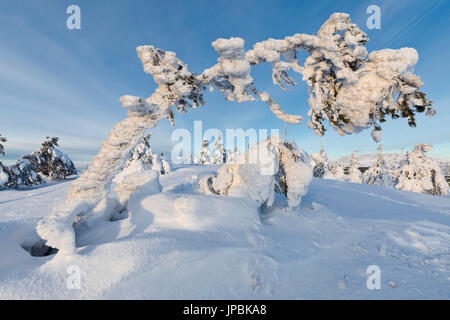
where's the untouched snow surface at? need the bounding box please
[0,165,449,299]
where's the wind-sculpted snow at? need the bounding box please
[37,12,433,255]
[204,137,312,208]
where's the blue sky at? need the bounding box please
[0,0,449,167]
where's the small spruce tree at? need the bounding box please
[324,162,346,181]
[0,135,6,157]
[126,132,153,169]
[198,139,211,165]
[212,134,225,165]
[363,144,392,186]
[310,145,330,178]
[0,135,8,188]
[160,153,171,174]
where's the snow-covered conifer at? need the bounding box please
[212,134,225,165]
[347,152,362,183]
[393,144,448,196]
[186,152,192,164]
[0,136,44,189]
[0,135,8,189]
[0,135,6,156]
[126,132,153,169]
[310,145,329,178]
[198,139,211,165]
[324,162,346,181]
[23,137,76,181]
[3,158,45,189]
[227,146,241,164]
[0,163,9,189]
[363,144,392,186]
[151,153,162,173]
[160,153,171,174]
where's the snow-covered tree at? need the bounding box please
[1,158,45,189]
[23,137,76,181]
[363,144,392,186]
[212,134,226,165]
[227,146,241,164]
[0,134,6,156]
[324,162,346,181]
[0,135,7,189]
[186,152,192,164]
[393,144,448,196]
[202,136,312,208]
[125,132,153,170]
[0,136,45,189]
[116,132,155,182]
[198,139,211,165]
[442,162,450,176]
[310,145,330,178]
[0,162,9,189]
[347,152,362,183]
[37,13,434,255]
[142,152,170,175]
[151,153,162,173]
[160,153,171,174]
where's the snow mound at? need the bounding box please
[202,137,312,208]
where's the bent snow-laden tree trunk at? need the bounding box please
[38,12,434,255]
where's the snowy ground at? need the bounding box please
[0,165,449,299]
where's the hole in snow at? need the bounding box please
[22,239,58,257]
[108,209,129,222]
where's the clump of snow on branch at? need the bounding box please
[393,144,448,196]
[200,38,303,124]
[245,13,433,140]
[135,46,205,119]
